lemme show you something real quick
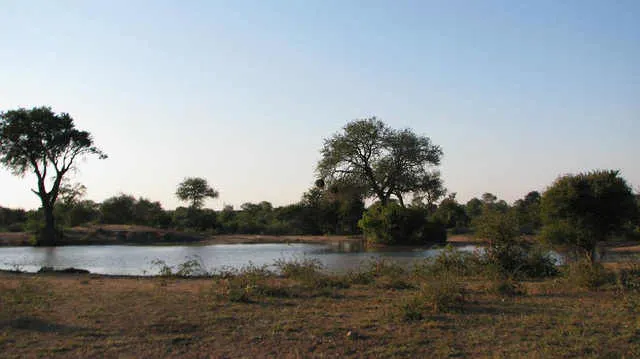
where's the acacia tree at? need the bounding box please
[540,170,637,260]
[0,107,106,245]
[317,117,443,207]
[176,177,219,209]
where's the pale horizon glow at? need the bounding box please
[1,0,639,211]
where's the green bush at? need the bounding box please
[474,210,558,279]
[358,202,446,245]
[520,245,559,278]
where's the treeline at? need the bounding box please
[430,191,543,235]
[4,185,636,241]
[0,184,365,236]
[1,111,639,249]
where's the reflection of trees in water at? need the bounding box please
[334,240,365,253]
[42,247,57,268]
[555,247,637,264]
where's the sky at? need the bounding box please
[1,0,639,210]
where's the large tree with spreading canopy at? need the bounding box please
[0,106,106,245]
[317,117,443,207]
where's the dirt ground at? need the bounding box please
[1,269,639,358]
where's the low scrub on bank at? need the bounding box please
[2,255,640,358]
[399,273,466,321]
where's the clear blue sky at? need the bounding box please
[1,0,639,210]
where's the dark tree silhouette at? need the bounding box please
[0,107,106,245]
[317,117,443,206]
[176,177,219,209]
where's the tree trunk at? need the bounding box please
[589,245,598,264]
[378,193,388,206]
[39,200,58,246]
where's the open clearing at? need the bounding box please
[1,268,639,358]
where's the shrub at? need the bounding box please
[474,210,558,279]
[399,297,425,321]
[359,202,446,245]
[414,245,482,278]
[616,259,640,292]
[274,257,324,280]
[356,258,413,289]
[150,259,174,276]
[564,258,613,290]
[150,256,209,277]
[345,270,375,285]
[488,278,526,297]
[403,273,465,315]
[273,258,349,292]
[520,245,559,278]
[217,277,254,302]
[363,257,407,278]
[376,275,414,290]
[175,256,208,276]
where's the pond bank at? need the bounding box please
[0,225,364,247]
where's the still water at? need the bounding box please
[0,242,633,276]
[0,242,481,275]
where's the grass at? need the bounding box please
[2,258,640,358]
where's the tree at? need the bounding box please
[54,180,99,227]
[175,177,219,209]
[133,198,167,227]
[411,172,446,209]
[58,180,87,207]
[358,201,446,245]
[473,209,522,274]
[300,182,365,235]
[100,194,137,224]
[317,117,443,207]
[540,170,638,259]
[481,193,497,205]
[465,198,483,219]
[513,191,542,234]
[0,107,106,245]
[433,193,469,230]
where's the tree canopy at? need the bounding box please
[317,117,443,206]
[0,106,106,244]
[176,177,219,209]
[540,170,637,258]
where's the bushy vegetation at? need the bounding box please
[473,209,558,279]
[413,245,482,278]
[399,273,466,320]
[540,170,638,259]
[0,206,28,232]
[563,259,613,290]
[358,202,446,245]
